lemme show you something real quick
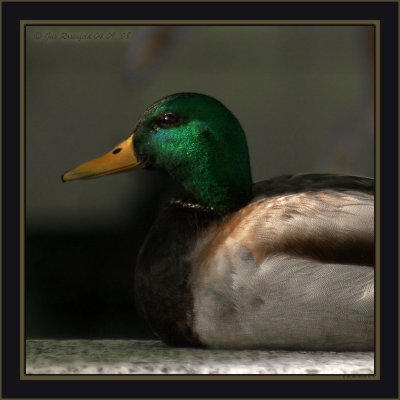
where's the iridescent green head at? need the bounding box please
[62,93,253,213]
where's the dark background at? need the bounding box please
[26,25,374,339]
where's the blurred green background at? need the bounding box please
[26,25,374,338]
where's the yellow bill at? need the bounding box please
[62,135,144,182]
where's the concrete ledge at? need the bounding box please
[26,339,374,375]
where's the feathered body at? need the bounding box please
[135,174,374,350]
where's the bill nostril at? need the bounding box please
[112,148,122,155]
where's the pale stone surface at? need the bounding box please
[26,339,374,375]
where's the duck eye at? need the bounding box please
[157,112,180,128]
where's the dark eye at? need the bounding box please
[157,112,180,128]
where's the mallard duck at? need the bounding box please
[62,93,374,351]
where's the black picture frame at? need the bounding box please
[2,1,398,398]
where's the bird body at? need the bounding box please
[63,93,374,350]
[135,175,373,350]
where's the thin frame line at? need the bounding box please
[20,20,380,381]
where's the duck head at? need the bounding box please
[62,93,253,213]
